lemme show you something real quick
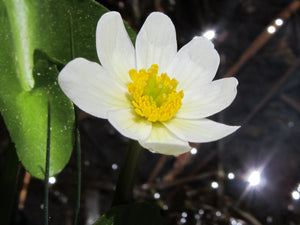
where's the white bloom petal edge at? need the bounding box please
[176,77,238,119]
[167,36,220,91]
[136,12,177,74]
[96,11,136,86]
[58,58,129,119]
[108,109,152,141]
[139,123,192,155]
[163,118,240,143]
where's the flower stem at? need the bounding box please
[74,107,81,225]
[44,98,51,225]
[112,140,143,206]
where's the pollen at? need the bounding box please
[128,64,184,122]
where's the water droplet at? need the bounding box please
[181,212,187,218]
[180,218,186,224]
[154,192,160,199]
[112,163,118,170]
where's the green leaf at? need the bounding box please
[0,0,134,179]
[93,202,164,225]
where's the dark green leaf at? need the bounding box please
[93,202,164,225]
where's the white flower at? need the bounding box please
[58,11,240,155]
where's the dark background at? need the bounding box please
[1,0,300,224]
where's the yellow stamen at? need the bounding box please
[128,64,184,122]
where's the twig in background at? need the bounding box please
[18,171,31,210]
[280,93,300,113]
[223,0,300,78]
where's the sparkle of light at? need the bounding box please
[49,177,56,184]
[248,170,261,186]
[211,181,219,189]
[198,209,204,215]
[181,212,188,218]
[194,214,200,220]
[216,211,221,217]
[228,172,235,180]
[266,216,273,223]
[267,26,276,34]
[288,204,294,211]
[291,191,300,200]
[275,18,283,26]
[180,218,186,224]
[154,192,160,199]
[190,148,198,155]
[230,218,237,225]
[203,30,216,40]
[112,163,118,170]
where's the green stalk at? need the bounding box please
[112,141,143,206]
[0,142,19,225]
[74,107,81,225]
[69,11,81,224]
[44,99,51,225]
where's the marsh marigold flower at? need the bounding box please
[58,11,240,155]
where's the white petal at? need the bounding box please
[163,118,240,143]
[108,109,152,141]
[167,36,220,91]
[139,123,191,155]
[96,11,135,85]
[58,58,129,119]
[136,12,177,74]
[176,78,238,119]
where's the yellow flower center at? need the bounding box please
[128,64,184,122]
